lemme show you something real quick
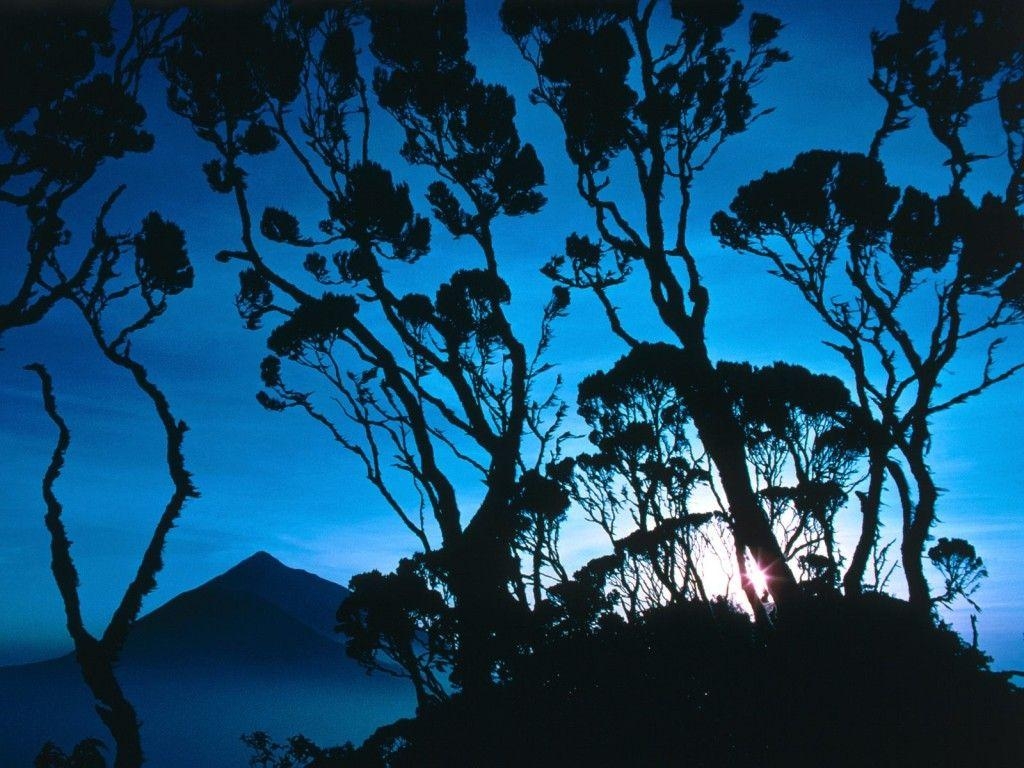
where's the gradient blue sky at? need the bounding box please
[2,0,1022,674]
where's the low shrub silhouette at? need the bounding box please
[251,595,1024,767]
[34,738,107,768]
[420,605,1019,766]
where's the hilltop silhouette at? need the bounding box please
[0,553,413,766]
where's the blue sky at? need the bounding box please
[1,0,1022,674]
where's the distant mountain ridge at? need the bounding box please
[0,552,413,767]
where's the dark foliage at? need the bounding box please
[134,213,193,298]
[929,537,988,610]
[286,597,1024,767]
[11,2,1021,766]
[337,557,454,710]
[34,739,107,768]
[712,0,1024,609]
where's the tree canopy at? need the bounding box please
[2,1,1023,766]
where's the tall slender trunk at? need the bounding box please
[644,255,800,607]
[734,531,769,625]
[843,445,887,596]
[901,449,937,612]
[709,432,799,607]
[31,365,147,768]
[682,354,800,608]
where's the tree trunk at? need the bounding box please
[734,530,770,625]
[901,457,937,612]
[446,534,516,696]
[682,354,800,608]
[894,417,937,613]
[98,700,145,768]
[403,652,433,714]
[447,559,495,695]
[843,446,887,596]
[77,642,144,768]
[446,477,523,696]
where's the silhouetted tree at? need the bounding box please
[3,6,193,767]
[9,4,1024,765]
[27,201,195,768]
[502,0,803,609]
[0,4,172,336]
[567,346,865,620]
[929,536,987,611]
[320,594,1024,768]
[337,557,453,711]
[507,468,572,612]
[713,0,1023,609]
[568,343,718,615]
[161,0,567,692]
[719,361,867,595]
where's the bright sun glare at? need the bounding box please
[748,564,769,598]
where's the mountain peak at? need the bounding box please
[215,551,291,583]
[202,551,350,641]
[237,550,283,568]
[0,553,411,767]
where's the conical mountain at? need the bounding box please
[0,553,414,767]
[119,551,352,671]
[205,550,348,640]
